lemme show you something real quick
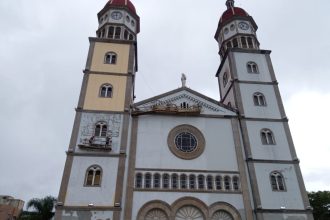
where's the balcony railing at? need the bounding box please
[78,136,112,151]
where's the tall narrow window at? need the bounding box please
[105,52,117,64]
[223,72,229,87]
[100,84,113,98]
[253,92,266,106]
[247,37,253,48]
[270,171,285,191]
[114,27,121,39]
[108,26,114,38]
[232,38,239,48]
[261,129,276,145]
[135,173,142,188]
[124,29,129,40]
[247,61,258,73]
[85,165,102,186]
[207,175,214,190]
[241,37,248,48]
[180,174,187,189]
[94,122,107,137]
[145,173,151,189]
[198,175,205,190]
[153,173,160,188]
[172,174,178,189]
[163,174,169,189]
[215,176,222,190]
[233,176,240,190]
[224,176,231,190]
[189,175,196,189]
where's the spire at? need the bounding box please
[226,0,235,9]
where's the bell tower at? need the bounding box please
[55,1,139,220]
[215,1,313,219]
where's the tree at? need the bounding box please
[308,191,330,220]
[23,196,57,220]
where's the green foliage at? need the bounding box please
[19,196,57,220]
[308,191,330,220]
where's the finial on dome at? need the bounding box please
[226,0,235,9]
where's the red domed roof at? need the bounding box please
[106,0,136,15]
[219,7,249,25]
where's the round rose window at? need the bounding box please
[168,125,205,160]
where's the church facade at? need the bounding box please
[55,1,313,220]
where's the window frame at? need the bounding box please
[270,171,286,191]
[253,92,267,106]
[84,165,102,187]
[260,128,276,145]
[247,61,259,73]
[99,84,113,98]
[104,52,117,64]
[94,121,108,137]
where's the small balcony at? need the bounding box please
[78,136,112,151]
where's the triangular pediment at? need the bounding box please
[134,87,236,116]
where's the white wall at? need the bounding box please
[65,156,119,206]
[135,115,239,171]
[246,121,293,160]
[254,163,304,210]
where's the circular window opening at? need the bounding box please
[168,124,205,160]
[175,132,197,152]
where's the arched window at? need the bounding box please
[247,37,254,48]
[180,174,187,189]
[85,165,102,186]
[261,129,276,145]
[172,174,178,189]
[124,29,129,40]
[100,84,113,98]
[198,175,205,190]
[207,175,214,190]
[224,176,231,190]
[153,173,160,188]
[104,52,117,64]
[94,122,107,137]
[253,92,266,106]
[215,175,222,190]
[270,171,285,191]
[145,173,151,189]
[247,61,258,73]
[108,26,114,38]
[163,174,169,189]
[189,175,196,189]
[223,72,229,87]
[233,176,240,190]
[135,173,142,188]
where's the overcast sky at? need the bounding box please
[1,0,330,205]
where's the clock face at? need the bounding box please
[238,22,250,30]
[111,11,123,20]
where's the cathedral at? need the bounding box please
[55,0,313,219]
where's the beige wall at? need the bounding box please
[90,42,130,73]
[83,74,127,111]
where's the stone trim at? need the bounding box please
[255,209,313,214]
[167,124,205,160]
[67,152,125,158]
[238,120,263,219]
[137,200,172,220]
[77,73,90,109]
[135,168,239,174]
[76,108,130,115]
[84,69,131,76]
[209,202,242,220]
[231,119,254,220]
[171,197,209,219]
[133,112,238,119]
[243,117,288,122]
[68,112,83,151]
[89,37,136,45]
[113,114,130,220]
[123,117,139,220]
[58,206,121,211]
[237,80,278,85]
[246,159,299,164]
[85,41,95,70]
[134,189,242,194]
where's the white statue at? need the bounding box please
[181,73,187,87]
